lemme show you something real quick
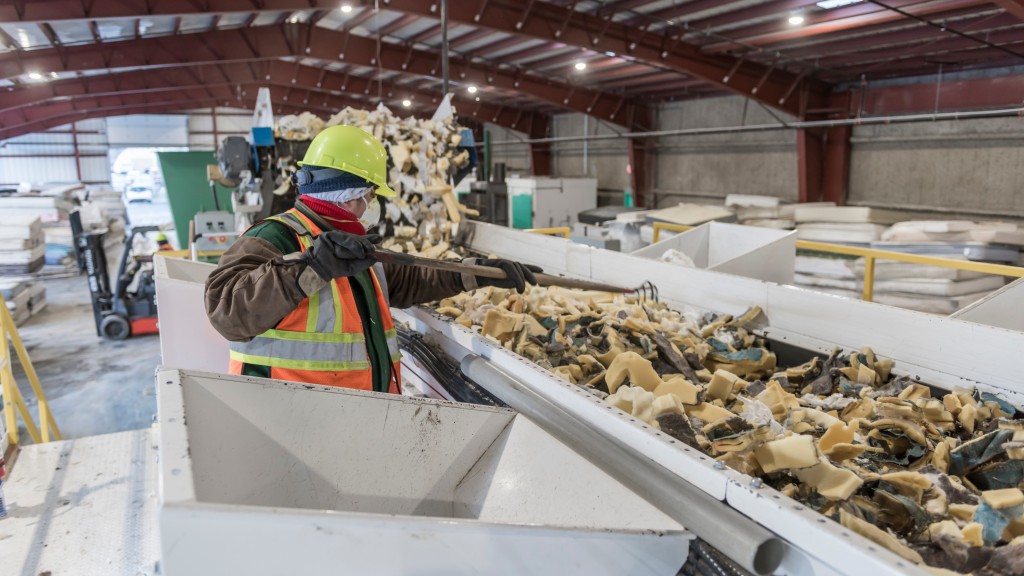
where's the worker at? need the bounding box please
[155,232,173,251]
[205,125,540,393]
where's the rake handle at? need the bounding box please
[373,249,634,294]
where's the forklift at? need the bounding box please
[72,211,160,341]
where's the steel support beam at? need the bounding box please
[0,98,309,142]
[822,125,851,205]
[701,0,983,54]
[383,0,827,117]
[993,0,1024,21]
[796,128,825,203]
[845,73,1024,114]
[528,114,551,176]
[0,23,638,128]
[0,61,534,133]
[0,1,826,116]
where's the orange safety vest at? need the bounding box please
[228,208,401,392]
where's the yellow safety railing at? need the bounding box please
[646,222,1024,303]
[526,227,571,239]
[795,241,1024,302]
[1,293,61,448]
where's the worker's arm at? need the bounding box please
[381,258,540,309]
[204,224,316,342]
[380,263,467,309]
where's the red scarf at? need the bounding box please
[299,195,366,235]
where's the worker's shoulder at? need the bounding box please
[244,219,300,253]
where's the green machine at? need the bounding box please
[157,151,235,250]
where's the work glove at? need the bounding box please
[303,231,381,280]
[471,258,542,293]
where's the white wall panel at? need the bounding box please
[107,114,189,147]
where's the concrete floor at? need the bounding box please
[8,197,172,442]
[12,275,162,440]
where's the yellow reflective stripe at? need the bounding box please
[332,280,343,333]
[261,329,364,343]
[229,350,370,371]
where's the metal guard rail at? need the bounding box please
[528,221,1024,303]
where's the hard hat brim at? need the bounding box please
[375,183,398,198]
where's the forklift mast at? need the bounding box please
[72,211,113,337]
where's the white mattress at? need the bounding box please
[795,273,1005,296]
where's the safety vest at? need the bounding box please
[228,209,401,392]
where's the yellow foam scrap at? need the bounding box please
[792,422,814,434]
[684,402,735,424]
[481,308,522,342]
[874,357,894,381]
[802,407,842,429]
[841,398,875,422]
[819,421,856,453]
[605,351,662,394]
[926,520,962,541]
[959,403,978,434]
[754,435,819,473]
[1004,518,1024,541]
[942,393,962,415]
[948,504,977,523]
[707,369,740,401]
[982,488,1024,509]
[595,330,626,367]
[857,364,878,386]
[551,365,580,384]
[1005,441,1024,460]
[961,523,984,547]
[881,471,932,502]
[823,443,866,461]
[840,509,924,565]
[898,383,931,401]
[933,439,951,472]
[794,457,864,500]
[652,394,685,417]
[606,385,657,425]
[654,376,699,405]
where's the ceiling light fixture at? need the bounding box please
[574,61,587,71]
[816,0,863,8]
[467,85,478,94]
[341,4,353,13]
[788,15,805,25]
[49,71,58,79]
[28,72,44,80]
[402,99,412,107]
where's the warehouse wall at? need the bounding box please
[848,118,1024,218]
[0,119,109,186]
[547,95,1024,216]
[547,97,798,208]
[0,108,252,188]
[483,123,531,177]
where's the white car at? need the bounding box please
[124,186,154,203]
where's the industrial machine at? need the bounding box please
[145,219,1024,576]
[73,211,160,341]
[462,161,509,226]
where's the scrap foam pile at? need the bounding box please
[275,104,471,244]
[434,286,1024,575]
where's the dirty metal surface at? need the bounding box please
[1,429,159,576]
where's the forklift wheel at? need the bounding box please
[100,315,131,341]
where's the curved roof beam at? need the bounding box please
[0,23,646,128]
[0,61,537,132]
[382,0,828,116]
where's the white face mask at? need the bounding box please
[359,196,381,229]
